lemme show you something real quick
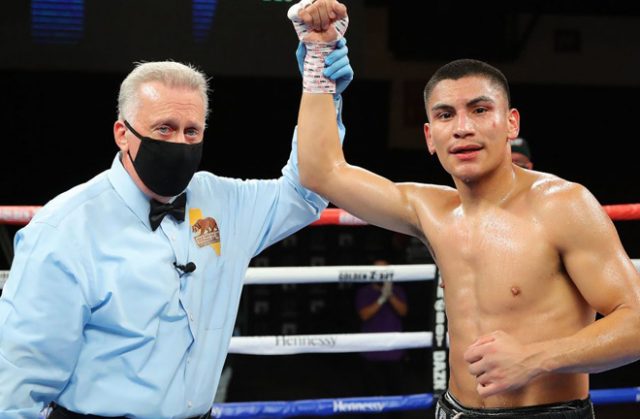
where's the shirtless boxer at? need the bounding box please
[291,1,640,417]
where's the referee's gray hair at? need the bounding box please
[117,61,209,121]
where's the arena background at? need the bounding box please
[1,1,640,417]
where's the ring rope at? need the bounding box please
[0,264,436,289]
[601,204,640,221]
[311,205,640,225]
[0,206,40,225]
[228,332,432,355]
[244,264,436,284]
[2,204,640,226]
[211,394,433,418]
[209,388,640,418]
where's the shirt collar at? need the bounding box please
[107,153,154,230]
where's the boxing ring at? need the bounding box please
[1,205,640,417]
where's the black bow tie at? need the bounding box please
[149,193,187,231]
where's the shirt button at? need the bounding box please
[171,236,176,241]
[189,314,194,322]
[187,400,193,408]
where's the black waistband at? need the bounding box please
[436,391,595,418]
[48,403,212,419]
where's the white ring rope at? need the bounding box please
[244,264,436,284]
[0,264,436,289]
[228,332,433,355]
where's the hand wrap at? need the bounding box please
[288,0,348,93]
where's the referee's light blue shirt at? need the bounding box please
[0,110,345,418]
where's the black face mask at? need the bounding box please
[123,120,203,197]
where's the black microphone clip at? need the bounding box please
[174,261,197,274]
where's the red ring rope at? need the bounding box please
[1,205,639,226]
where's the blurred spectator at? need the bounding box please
[510,137,533,169]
